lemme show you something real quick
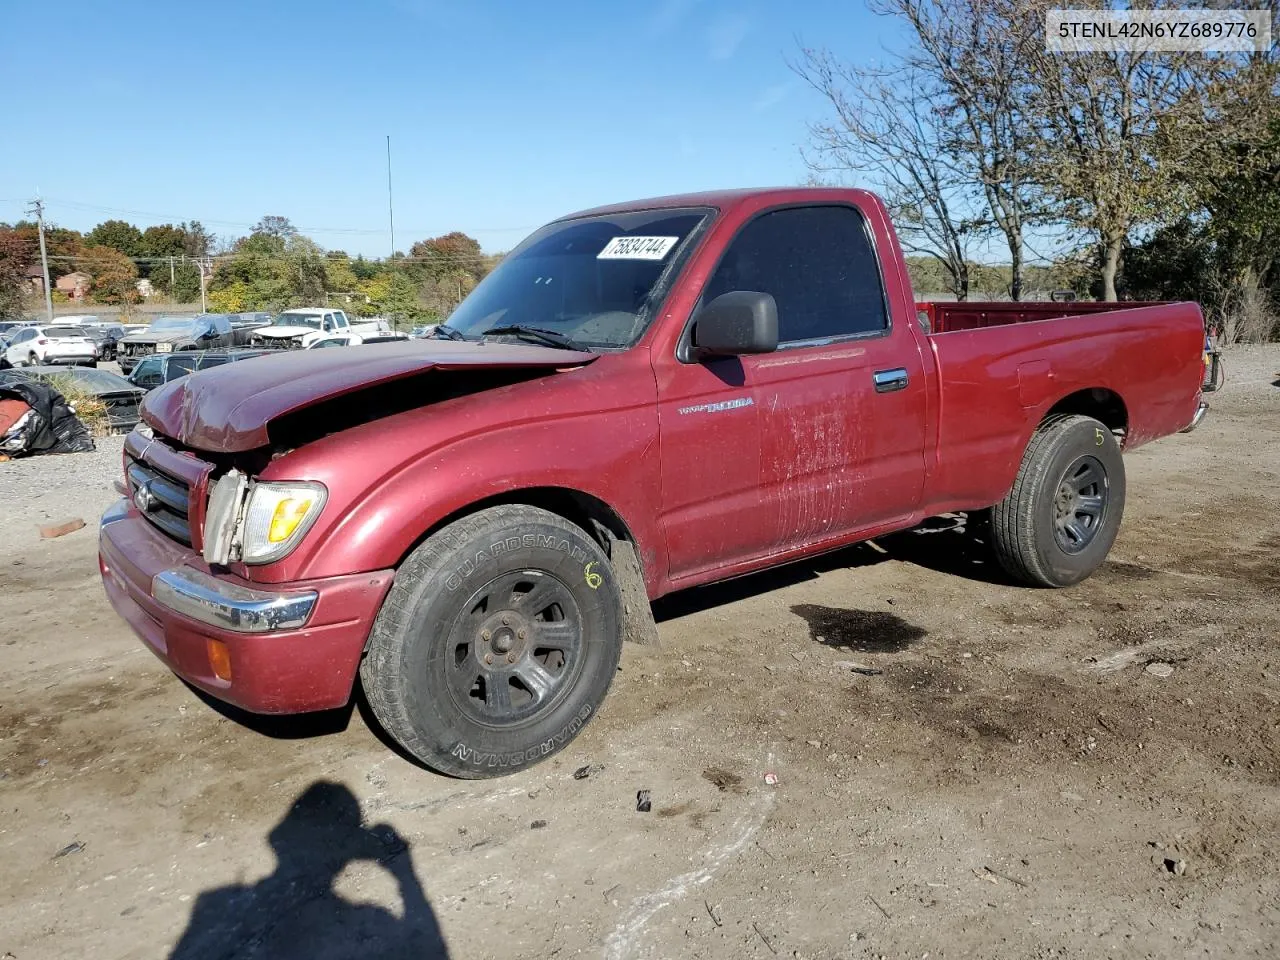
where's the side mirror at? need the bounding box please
[691,291,778,358]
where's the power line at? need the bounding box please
[38,197,540,236]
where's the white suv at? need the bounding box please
[3,325,98,367]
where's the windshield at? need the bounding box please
[445,207,710,349]
[147,316,199,334]
[44,327,86,339]
[273,313,323,330]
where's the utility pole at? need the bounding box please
[386,135,395,261]
[198,258,208,312]
[169,256,175,291]
[27,197,54,323]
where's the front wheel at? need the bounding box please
[990,414,1126,587]
[361,505,625,778]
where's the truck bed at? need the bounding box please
[918,300,1206,518]
[918,300,1173,335]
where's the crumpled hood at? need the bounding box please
[141,339,595,453]
[253,325,316,339]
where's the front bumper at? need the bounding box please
[99,500,395,713]
[1180,400,1209,433]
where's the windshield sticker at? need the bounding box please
[597,236,679,261]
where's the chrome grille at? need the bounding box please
[126,457,192,545]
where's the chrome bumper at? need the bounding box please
[152,567,317,633]
[1180,401,1209,434]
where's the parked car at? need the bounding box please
[410,324,438,339]
[250,308,390,349]
[127,349,272,390]
[81,323,127,361]
[100,186,1208,779]
[306,332,410,349]
[3,325,98,367]
[48,314,103,326]
[117,314,269,373]
[0,365,145,433]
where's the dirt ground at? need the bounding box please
[2,347,1278,960]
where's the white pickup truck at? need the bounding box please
[250,308,390,350]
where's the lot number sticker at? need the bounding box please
[597,236,679,260]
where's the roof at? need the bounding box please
[559,186,877,222]
[277,308,330,316]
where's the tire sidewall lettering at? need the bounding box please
[445,534,588,591]
[448,702,595,768]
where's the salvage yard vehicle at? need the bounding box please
[249,308,391,349]
[0,365,145,433]
[127,349,272,390]
[3,325,98,367]
[117,314,269,373]
[99,187,1208,778]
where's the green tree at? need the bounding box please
[86,220,145,258]
[253,215,298,239]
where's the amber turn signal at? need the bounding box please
[207,639,232,681]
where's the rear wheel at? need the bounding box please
[991,414,1126,587]
[26,352,37,367]
[361,505,624,778]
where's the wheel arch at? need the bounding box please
[1043,387,1128,441]
[397,485,647,580]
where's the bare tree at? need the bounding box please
[1020,0,1238,300]
[795,49,988,299]
[875,0,1045,300]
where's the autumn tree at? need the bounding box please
[0,230,35,318]
[78,245,140,309]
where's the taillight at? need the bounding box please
[37,338,48,345]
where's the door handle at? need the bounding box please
[873,367,909,393]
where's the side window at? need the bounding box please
[702,205,888,344]
[322,313,334,331]
[198,356,229,369]
[167,356,198,378]
[333,311,348,328]
[17,329,34,343]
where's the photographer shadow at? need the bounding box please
[168,780,449,960]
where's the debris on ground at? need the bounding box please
[764,772,780,786]
[53,841,85,860]
[635,789,651,813]
[1145,662,1175,678]
[0,381,94,458]
[38,518,86,539]
[573,763,603,781]
[530,819,548,830]
[702,767,743,793]
[1165,858,1188,876]
[835,660,884,676]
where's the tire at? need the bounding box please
[26,352,38,367]
[991,414,1126,588]
[361,505,624,778]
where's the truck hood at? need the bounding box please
[122,330,196,345]
[254,326,317,339]
[141,339,596,453]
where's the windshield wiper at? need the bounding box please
[431,323,468,341]
[481,325,587,351]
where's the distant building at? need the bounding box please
[56,271,92,300]
[136,278,154,298]
[22,264,44,296]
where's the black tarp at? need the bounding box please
[0,379,95,456]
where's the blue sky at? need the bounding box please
[0,0,899,255]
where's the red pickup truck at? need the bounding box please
[99,187,1207,777]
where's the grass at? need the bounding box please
[42,374,112,437]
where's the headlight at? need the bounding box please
[156,343,173,353]
[240,481,327,564]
